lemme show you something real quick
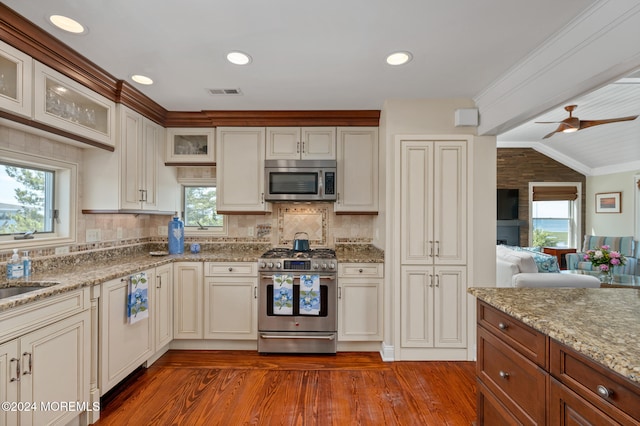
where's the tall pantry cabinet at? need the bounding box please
[395,137,470,360]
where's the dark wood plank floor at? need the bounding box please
[96,350,477,426]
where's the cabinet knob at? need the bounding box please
[228,267,233,272]
[498,322,508,330]
[359,269,363,273]
[499,371,509,379]
[596,384,612,398]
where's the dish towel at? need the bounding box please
[127,272,149,324]
[273,274,293,315]
[299,274,320,315]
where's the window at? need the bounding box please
[529,183,581,248]
[0,149,77,248]
[182,185,226,235]
[0,163,55,236]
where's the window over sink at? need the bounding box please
[182,184,226,236]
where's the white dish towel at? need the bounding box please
[273,274,293,315]
[128,272,149,324]
[299,274,320,315]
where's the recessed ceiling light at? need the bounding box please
[227,51,252,65]
[131,74,154,85]
[49,15,86,34]
[386,51,413,66]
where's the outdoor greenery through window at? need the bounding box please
[531,200,572,247]
[183,186,223,229]
[0,162,55,236]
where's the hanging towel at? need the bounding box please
[299,274,320,315]
[273,274,293,315]
[127,272,149,324]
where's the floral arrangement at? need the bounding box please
[583,245,626,272]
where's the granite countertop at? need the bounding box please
[335,244,384,263]
[469,287,640,384]
[0,245,268,313]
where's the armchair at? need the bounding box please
[565,235,638,275]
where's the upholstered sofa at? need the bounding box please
[565,235,638,275]
[496,245,600,288]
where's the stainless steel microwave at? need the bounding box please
[264,159,337,202]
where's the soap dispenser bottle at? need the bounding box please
[22,250,32,277]
[7,249,24,279]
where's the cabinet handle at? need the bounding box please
[261,193,265,204]
[429,274,434,288]
[297,141,300,153]
[338,287,342,299]
[157,275,162,289]
[596,385,612,398]
[22,352,32,376]
[435,240,440,257]
[10,358,20,382]
[302,141,305,153]
[435,274,440,288]
[498,322,508,330]
[428,241,433,257]
[499,371,509,379]
[254,286,257,299]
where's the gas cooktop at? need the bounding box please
[259,248,336,260]
[259,248,337,272]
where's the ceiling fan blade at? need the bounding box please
[579,115,639,130]
[542,130,558,139]
[535,121,563,124]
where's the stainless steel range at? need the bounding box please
[258,248,337,354]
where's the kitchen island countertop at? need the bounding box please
[468,286,640,384]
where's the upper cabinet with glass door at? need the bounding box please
[33,61,116,148]
[0,40,32,118]
[266,127,336,160]
[165,128,215,165]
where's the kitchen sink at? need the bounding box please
[0,282,58,299]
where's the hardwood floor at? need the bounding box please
[95,350,477,426]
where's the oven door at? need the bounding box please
[258,273,337,332]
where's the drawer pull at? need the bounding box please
[498,322,508,330]
[228,267,233,272]
[359,269,363,273]
[499,371,510,379]
[596,385,612,398]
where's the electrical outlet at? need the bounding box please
[117,227,123,239]
[158,226,168,236]
[86,229,101,242]
[248,226,254,237]
[55,246,70,255]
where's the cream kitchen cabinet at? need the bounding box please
[99,270,154,394]
[83,105,178,213]
[266,127,336,160]
[33,61,116,148]
[173,262,204,339]
[204,262,258,339]
[0,289,90,426]
[400,266,467,349]
[0,40,32,118]
[165,127,215,165]
[216,127,271,213]
[334,127,378,213]
[400,140,467,265]
[337,263,383,341]
[154,264,173,352]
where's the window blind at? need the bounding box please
[532,185,578,201]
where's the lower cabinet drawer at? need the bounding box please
[477,326,547,425]
[477,380,523,426]
[549,377,623,426]
[550,340,640,424]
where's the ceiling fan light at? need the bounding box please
[562,127,578,133]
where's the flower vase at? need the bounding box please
[599,269,613,284]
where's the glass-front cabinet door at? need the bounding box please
[165,127,215,164]
[0,40,32,118]
[33,61,116,148]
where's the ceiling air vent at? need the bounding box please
[208,88,243,95]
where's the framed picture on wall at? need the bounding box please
[595,192,621,213]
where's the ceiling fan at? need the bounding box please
[536,104,639,139]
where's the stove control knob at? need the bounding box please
[259,262,267,268]
[275,262,282,269]
[312,263,320,270]
[267,262,274,268]
[321,263,328,270]
[329,263,336,270]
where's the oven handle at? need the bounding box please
[260,275,335,281]
[260,334,335,341]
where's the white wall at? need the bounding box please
[586,171,638,238]
[379,98,497,359]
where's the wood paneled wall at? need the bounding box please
[497,148,586,247]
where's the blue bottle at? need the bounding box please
[168,215,184,254]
